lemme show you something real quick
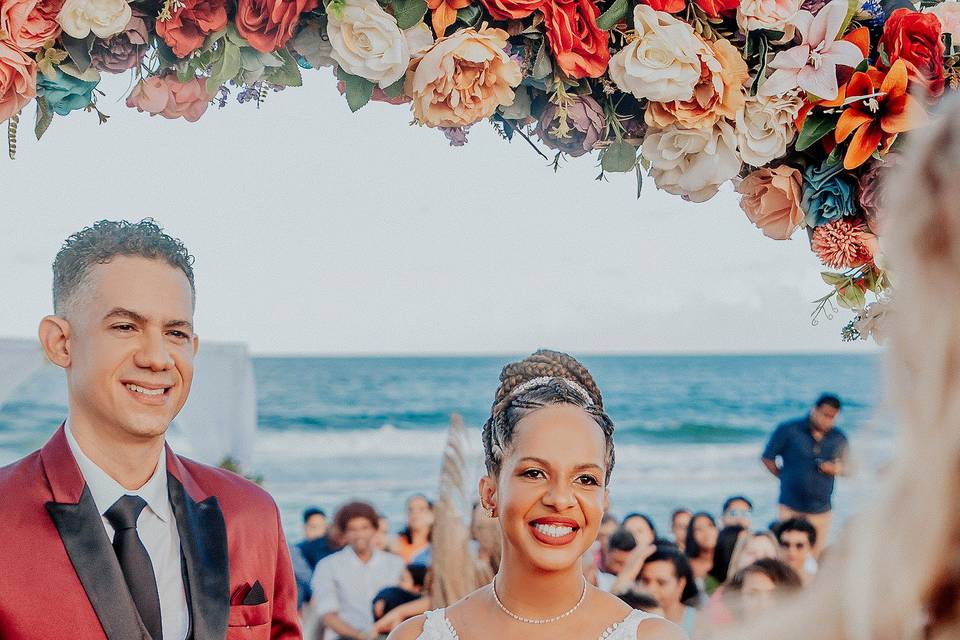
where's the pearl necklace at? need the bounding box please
[491,577,587,625]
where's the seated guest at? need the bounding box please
[618,589,665,617]
[705,525,747,595]
[671,508,692,551]
[312,502,405,640]
[726,558,802,621]
[389,494,434,563]
[727,530,780,578]
[622,512,658,547]
[597,527,639,591]
[721,496,754,529]
[775,518,818,584]
[292,507,331,609]
[686,512,719,584]
[595,512,620,570]
[640,545,701,636]
[373,564,428,621]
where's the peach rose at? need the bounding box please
[736,165,804,240]
[405,25,522,128]
[0,0,64,52]
[645,37,748,130]
[126,75,210,122]
[0,40,37,123]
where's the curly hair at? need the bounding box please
[52,219,196,315]
[481,349,615,483]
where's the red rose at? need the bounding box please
[156,0,227,58]
[639,0,685,14]
[693,0,738,18]
[236,0,319,53]
[541,0,610,79]
[480,0,545,20]
[879,8,945,99]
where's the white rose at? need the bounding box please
[57,0,131,39]
[736,0,803,42]
[641,121,742,203]
[736,91,802,167]
[608,5,706,103]
[327,0,433,88]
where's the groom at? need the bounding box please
[0,220,299,639]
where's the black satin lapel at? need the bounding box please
[168,474,229,640]
[46,487,150,640]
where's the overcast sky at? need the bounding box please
[0,73,879,355]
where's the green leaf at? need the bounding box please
[821,272,847,286]
[207,42,242,93]
[749,33,769,96]
[383,76,406,98]
[532,39,552,80]
[837,284,866,310]
[456,3,482,25]
[600,140,637,173]
[635,163,643,199]
[795,111,840,152]
[61,34,94,73]
[268,48,303,86]
[337,67,375,111]
[34,97,52,140]
[390,0,428,29]
[596,0,630,31]
[837,0,858,38]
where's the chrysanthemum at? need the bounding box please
[811,217,878,269]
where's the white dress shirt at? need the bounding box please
[65,423,190,640]
[310,546,405,637]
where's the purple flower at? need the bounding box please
[534,95,606,158]
[440,126,469,146]
[90,9,151,73]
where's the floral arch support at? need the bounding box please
[1,0,957,339]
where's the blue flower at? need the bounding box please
[801,159,858,227]
[37,68,99,116]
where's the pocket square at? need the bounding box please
[242,580,267,606]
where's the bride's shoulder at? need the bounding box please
[589,589,685,640]
[387,614,429,640]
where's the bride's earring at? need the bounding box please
[484,502,496,518]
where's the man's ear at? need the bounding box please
[192,333,199,356]
[603,488,610,514]
[38,315,72,369]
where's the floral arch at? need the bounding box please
[1,0,957,338]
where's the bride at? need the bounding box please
[388,350,684,640]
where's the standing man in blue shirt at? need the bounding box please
[762,394,848,554]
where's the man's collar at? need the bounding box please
[64,420,171,523]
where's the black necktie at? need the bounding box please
[104,495,164,640]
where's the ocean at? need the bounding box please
[0,354,891,542]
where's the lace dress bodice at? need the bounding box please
[416,608,661,640]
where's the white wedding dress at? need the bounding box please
[415,608,661,640]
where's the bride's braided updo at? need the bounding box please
[482,349,616,484]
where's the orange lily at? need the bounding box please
[835,58,927,170]
[427,0,471,37]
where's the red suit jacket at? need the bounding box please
[0,426,301,640]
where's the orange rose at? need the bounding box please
[541,0,610,79]
[0,0,63,52]
[126,75,211,122]
[0,40,36,123]
[156,0,228,58]
[236,0,319,53]
[405,26,522,127]
[645,37,748,130]
[479,0,545,20]
[736,165,805,240]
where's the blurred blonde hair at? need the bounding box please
[717,95,960,640]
